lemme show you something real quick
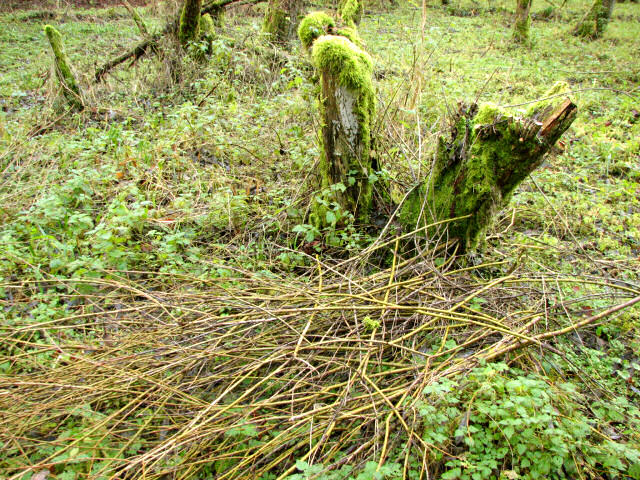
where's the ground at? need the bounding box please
[1,0,639,478]
[0,0,148,11]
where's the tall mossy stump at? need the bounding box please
[309,35,376,228]
[338,0,363,26]
[573,0,615,39]
[178,0,202,46]
[298,12,365,52]
[513,0,532,44]
[398,83,577,252]
[44,25,83,111]
[263,0,303,43]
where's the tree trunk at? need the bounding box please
[178,0,202,45]
[398,83,577,251]
[263,0,303,43]
[309,36,376,228]
[44,25,83,110]
[574,0,615,39]
[513,0,532,43]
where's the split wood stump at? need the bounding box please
[399,84,577,251]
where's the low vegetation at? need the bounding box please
[0,0,639,478]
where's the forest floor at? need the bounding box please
[1,0,640,479]
[0,0,148,12]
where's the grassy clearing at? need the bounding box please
[0,0,639,478]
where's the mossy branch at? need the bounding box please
[298,12,365,51]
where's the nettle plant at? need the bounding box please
[416,362,640,480]
[293,183,360,249]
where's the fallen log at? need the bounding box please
[95,0,262,82]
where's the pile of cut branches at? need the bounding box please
[1,232,639,479]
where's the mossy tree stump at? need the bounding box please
[298,11,364,52]
[309,36,376,228]
[399,84,577,251]
[298,12,364,51]
[573,0,615,39]
[513,0,532,43]
[44,25,83,110]
[298,12,336,50]
[338,0,363,26]
[263,0,303,43]
[178,0,202,46]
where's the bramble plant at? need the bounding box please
[417,363,640,479]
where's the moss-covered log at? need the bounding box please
[513,0,532,43]
[573,0,615,39]
[263,0,303,43]
[44,25,83,110]
[309,35,376,228]
[178,0,202,45]
[399,83,577,251]
[338,0,363,26]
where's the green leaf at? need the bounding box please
[441,468,461,480]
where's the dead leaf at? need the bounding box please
[32,470,49,480]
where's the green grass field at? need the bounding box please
[1,0,639,478]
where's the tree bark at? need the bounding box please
[574,0,615,39]
[309,36,376,228]
[263,0,303,43]
[178,0,202,45]
[398,84,577,251]
[513,0,532,43]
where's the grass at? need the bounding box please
[0,0,639,478]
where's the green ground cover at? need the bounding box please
[0,0,639,478]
